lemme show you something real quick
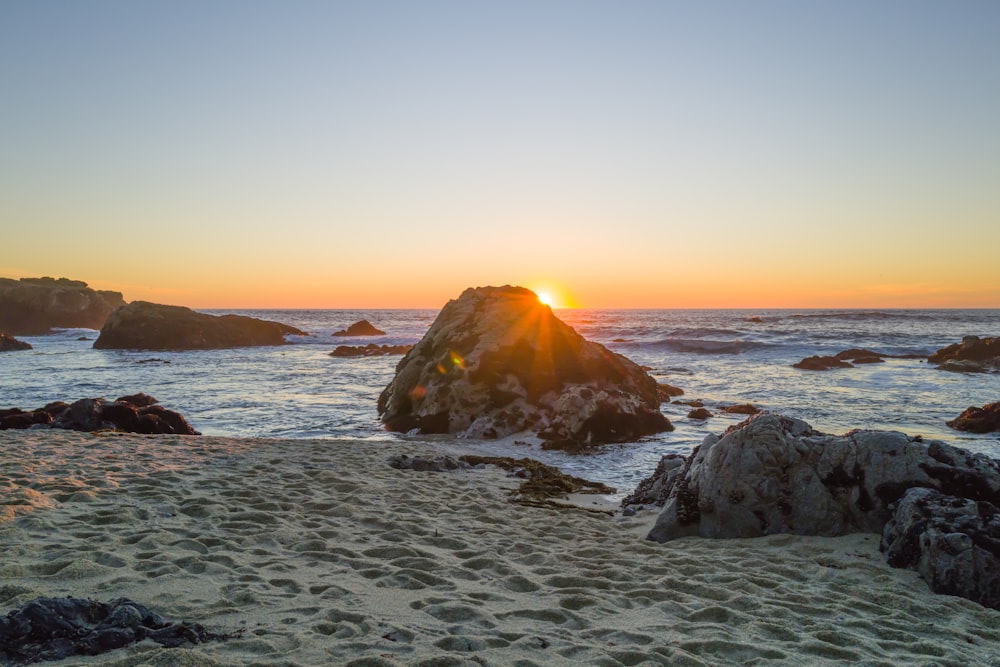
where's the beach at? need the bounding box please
[3,430,1000,666]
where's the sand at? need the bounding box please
[3,431,1000,666]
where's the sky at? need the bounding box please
[1,1,998,309]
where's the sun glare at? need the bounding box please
[536,291,554,307]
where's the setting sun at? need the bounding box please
[536,291,553,306]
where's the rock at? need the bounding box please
[929,336,1000,373]
[0,277,125,335]
[333,319,386,336]
[947,402,1000,433]
[330,344,413,357]
[657,383,684,400]
[94,301,306,350]
[834,348,886,364]
[793,355,854,370]
[721,403,760,415]
[388,454,468,472]
[644,412,1000,543]
[674,399,704,408]
[881,487,1000,610]
[621,454,687,508]
[687,408,713,420]
[0,333,32,351]
[377,286,672,451]
[0,596,228,665]
[459,455,616,509]
[0,396,199,434]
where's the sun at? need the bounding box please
[536,291,554,307]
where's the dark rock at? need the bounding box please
[721,403,760,415]
[929,336,1000,373]
[330,344,413,357]
[0,277,125,335]
[0,596,228,665]
[687,408,713,420]
[881,488,1000,610]
[94,301,306,350]
[0,396,199,435]
[387,454,467,472]
[657,383,684,400]
[377,286,672,451]
[0,333,32,352]
[621,454,687,508]
[333,319,386,337]
[834,348,886,364]
[674,399,704,408]
[459,455,616,509]
[947,402,1000,433]
[793,355,854,370]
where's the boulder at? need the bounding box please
[793,355,854,370]
[657,382,684,400]
[721,403,760,415]
[333,319,386,336]
[377,286,672,451]
[643,413,1000,543]
[929,336,1000,373]
[0,277,125,335]
[330,344,413,357]
[687,408,713,420]
[0,333,31,352]
[620,454,687,507]
[0,396,199,435]
[881,487,1000,610]
[94,302,306,350]
[947,402,1000,434]
[834,348,886,364]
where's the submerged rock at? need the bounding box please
[377,286,672,451]
[330,344,413,357]
[687,408,713,420]
[929,336,1000,373]
[0,395,199,435]
[0,333,32,352]
[793,355,854,370]
[94,301,306,350]
[0,596,228,665]
[0,277,125,335]
[333,319,386,336]
[657,382,684,399]
[947,402,1000,434]
[721,403,760,415]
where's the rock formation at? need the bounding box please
[94,301,306,350]
[947,402,1000,433]
[330,344,413,357]
[333,319,386,336]
[929,336,1000,373]
[721,403,760,415]
[687,408,712,420]
[377,285,672,451]
[793,355,854,370]
[0,333,32,351]
[0,277,125,335]
[0,394,199,435]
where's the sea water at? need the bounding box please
[2,308,998,494]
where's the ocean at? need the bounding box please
[2,308,998,495]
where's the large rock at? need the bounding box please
[881,487,1000,610]
[929,336,1000,373]
[333,319,386,336]
[0,333,32,351]
[947,402,1000,433]
[0,277,125,335]
[0,394,199,435]
[377,286,672,451]
[94,302,306,350]
[643,413,1000,542]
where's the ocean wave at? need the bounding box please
[665,327,745,338]
[649,338,769,355]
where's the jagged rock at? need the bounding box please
[330,344,413,357]
[644,413,1000,543]
[621,454,686,508]
[721,403,760,415]
[0,396,199,434]
[881,487,1000,610]
[929,336,1000,373]
[947,402,1000,433]
[793,355,854,370]
[0,333,32,352]
[657,383,684,400]
[0,596,227,665]
[687,408,713,420]
[333,319,386,336]
[0,277,125,335]
[94,301,306,350]
[377,286,672,451]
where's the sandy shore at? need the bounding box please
[3,431,1000,666]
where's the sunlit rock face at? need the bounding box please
[377,285,672,451]
[0,277,125,335]
[94,301,306,350]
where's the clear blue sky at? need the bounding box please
[2,1,998,307]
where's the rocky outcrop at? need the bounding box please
[721,403,760,415]
[947,402,1000,433]
[0,333,31,351]
[333,320,386,336]
[330,344,413,357]
[377,286,672,451]
[835,348,886,364]
[642,413,1000,543]
[0,597,227,665]
[0,394,199,435]
[94,302,306,350]
[794,349,892,370]
[0,277,125,335]
[793,355,854,370]
[657,383,684,399]
[687,408,712,420]
[881,488,1000,610]
[929,336,1000,373]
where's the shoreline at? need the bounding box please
[3,430,1000,666]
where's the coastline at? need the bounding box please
[3,430,1000,666]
